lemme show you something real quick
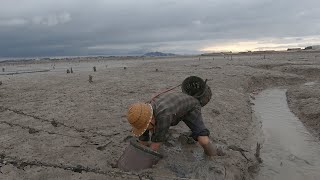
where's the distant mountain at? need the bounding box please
[143,52,176,56]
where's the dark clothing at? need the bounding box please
[139,92,210,142]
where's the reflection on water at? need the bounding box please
[304,81,317,86]
[253,89,320,180]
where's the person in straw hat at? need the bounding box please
[127,90,221,157]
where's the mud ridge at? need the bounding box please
[0,69,51,76]
[0,153,189,180]
[1,106,120,139]
[249,63,314,70]
[247,75,304,93]
[0,121,86,140]
[0,153,142,178]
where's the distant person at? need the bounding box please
[126,77,222,156]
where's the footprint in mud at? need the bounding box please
[28,128,39,134]
[166,163,192,178]
[96,141,112,151]
[211,108,221,117]
[166,158,221,179]
[51,120,59,127]
[177,134,196,145]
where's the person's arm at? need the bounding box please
[198,136,218,156]
[138,130,150,146]
[182,105,219,156]
[197,135,209,146]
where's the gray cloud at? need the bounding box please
[0,18,28,27]
[31,13,71,26]
[0,0,320,57]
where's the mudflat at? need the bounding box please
[0,52,319,179]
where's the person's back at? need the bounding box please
[151,92,200,127]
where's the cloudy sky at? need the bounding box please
[0,0,320,57]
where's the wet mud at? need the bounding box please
[0,52,320,179]
[286,82,320,140]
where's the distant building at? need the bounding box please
[251,50,276,54]
[304,45,320,50]
[200,52,222,56]
[313,45,320,50]
[287,48,302,51]
[143,52,176,56]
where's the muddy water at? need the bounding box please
[253,89,320,180]
[304,81,317,86]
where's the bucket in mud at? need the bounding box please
[117,138,163,171]
[182,76,212,107]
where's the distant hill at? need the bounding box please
[143,52,176,56]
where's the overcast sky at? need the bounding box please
[0,0,320,57]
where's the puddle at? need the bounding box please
[253,89,320,180]
[304,81,317,86]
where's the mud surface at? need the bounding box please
[0,52,320,179]
[287,82,320,139]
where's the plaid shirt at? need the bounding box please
[139,92,202,142]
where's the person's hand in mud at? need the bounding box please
[198,136,225,156]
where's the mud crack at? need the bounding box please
[0,121,86,140]
[0,153,141,178]
[1,106,120,139]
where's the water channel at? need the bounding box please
[253,89,320,180]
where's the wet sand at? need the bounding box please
[0,52,320,179]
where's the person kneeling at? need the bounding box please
[127,92,221,156]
